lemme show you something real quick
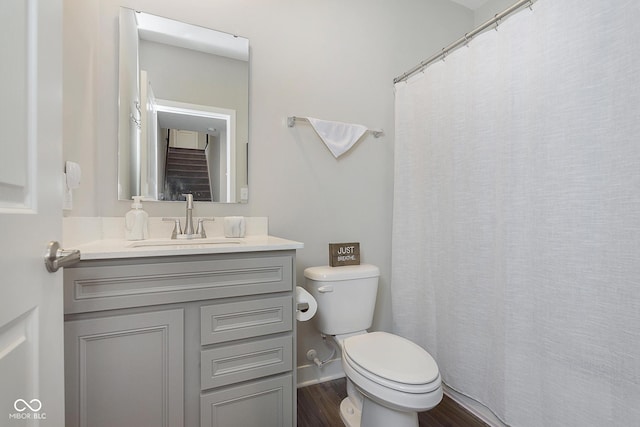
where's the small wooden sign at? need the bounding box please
[329,242,360,267]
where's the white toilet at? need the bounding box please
[304,264,443,427]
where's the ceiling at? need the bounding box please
[157,110,226,136]
[448,0,489,10]
[135,10,249,62]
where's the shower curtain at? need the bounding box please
[391,1,640,426]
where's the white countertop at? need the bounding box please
[64,217,303,260]
[75,235,304,260]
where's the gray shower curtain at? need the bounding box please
[391,1,640,425]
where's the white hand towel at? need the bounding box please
[306,117,368,158]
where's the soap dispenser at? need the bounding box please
[125,196,149,241]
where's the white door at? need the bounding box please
[0,0,65,425]
[171,129,200,149]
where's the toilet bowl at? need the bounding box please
[341,332,442,427]
[304,264,443,427]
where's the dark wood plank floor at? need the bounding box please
[297,377,489,427]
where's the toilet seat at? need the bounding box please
[343,332,440,394]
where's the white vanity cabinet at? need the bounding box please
[63,251,297,427]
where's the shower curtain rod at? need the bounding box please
[393,0,536,84]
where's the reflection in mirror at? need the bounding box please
[118,8,249,203]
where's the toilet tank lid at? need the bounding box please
[304,264,380,281]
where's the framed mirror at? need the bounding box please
[118,8,249,203]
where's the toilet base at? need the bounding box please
[361,394,418,427]
[340,397,361,427]
[340,395,419,427]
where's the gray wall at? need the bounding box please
[63,0,473,375]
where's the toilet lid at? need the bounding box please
[343,332,439,386]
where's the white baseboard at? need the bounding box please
[296,358,345,388]
[443,384,507,427]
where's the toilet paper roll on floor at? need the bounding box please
[295,286,317,321]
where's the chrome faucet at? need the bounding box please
[182,193,195,237]
[163,194,214,239]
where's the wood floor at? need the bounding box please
[297,377,489,427]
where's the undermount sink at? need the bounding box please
[127,238,243,248]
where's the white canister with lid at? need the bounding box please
[223,216,246,238]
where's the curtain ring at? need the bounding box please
[463,33,470,47]
[494,14,501,31]
[528,0,534,11]
[441,48,447,62]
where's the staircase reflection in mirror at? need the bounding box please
[163,146,212,202]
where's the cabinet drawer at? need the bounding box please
[201,374,293,427]
[64,254,293,314]
[201,336,292,390]
[200,296,292,345]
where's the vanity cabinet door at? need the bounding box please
[64,309,184,427]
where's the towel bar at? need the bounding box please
[287,116,384,138]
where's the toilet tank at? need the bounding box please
[304,264,380,335]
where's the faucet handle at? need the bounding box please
[196,217,215,238]
[162,217,182,239]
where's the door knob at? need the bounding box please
[44,241,80,273]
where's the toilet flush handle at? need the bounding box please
[318,285,334,293]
